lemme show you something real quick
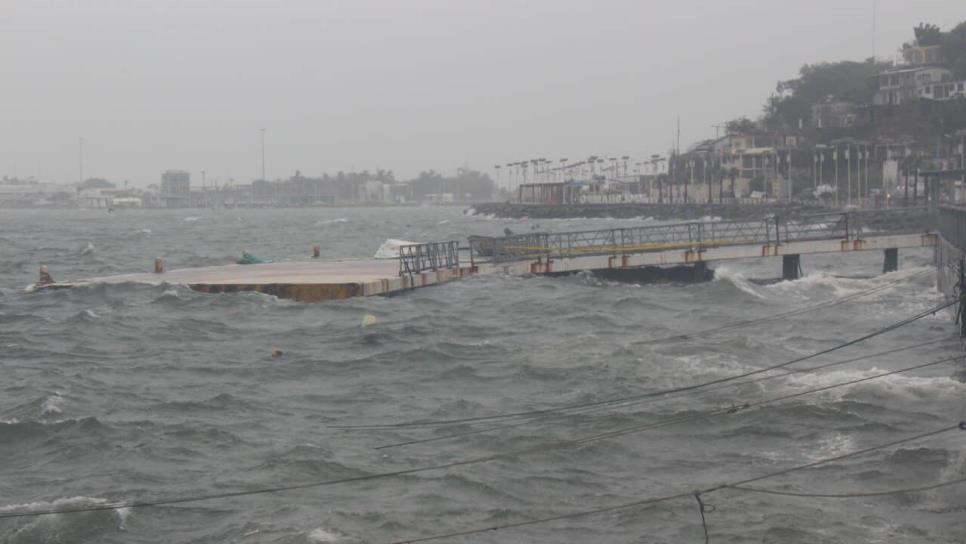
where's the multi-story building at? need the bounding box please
[902,44,945,67]
[160,170,190,208]
[919,79,966,101]
[874,66,953,105]
[811,100,858,128]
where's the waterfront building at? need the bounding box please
[160,170,191,208]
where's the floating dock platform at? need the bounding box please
[43,259,479,302]
[38,209,937,302]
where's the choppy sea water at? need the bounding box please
[1,206,964,544]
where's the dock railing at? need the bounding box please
[398,240,462,276]
[469,207,934,263]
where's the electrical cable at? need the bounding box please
[571,355,961,445]
[383,423,965,544]
[0,353,958,521]
[374,337,950,450]
[337,293,954,431]
[730,477,966,498]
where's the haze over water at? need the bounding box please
[1,207,964,543]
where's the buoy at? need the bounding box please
[313,245,320,258]
[154,257,164,274]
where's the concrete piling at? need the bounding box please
[782,254,801,281]
[883,248,898,273]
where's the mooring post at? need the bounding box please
[782,254,801,281]
[154,257,164,274]
[312,245,320,258]
[883,248,898,273]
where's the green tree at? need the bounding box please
[944,21,966,79]
[726,117,757,134]
[77,178,115,190]
[914,22,943,46]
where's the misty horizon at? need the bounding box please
[2,0,963,187]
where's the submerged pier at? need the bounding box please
[40,208,937,302]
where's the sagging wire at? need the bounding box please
[382,423,966,544]
[0,352,959,521]
[339,291,952,433]
[374,337,950,450]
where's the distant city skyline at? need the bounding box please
[1,0,963,186]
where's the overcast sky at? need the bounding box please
[1,0,963,186]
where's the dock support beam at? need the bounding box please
[782,254,801,281]
[693,261,711,282]
[883,248,898,273]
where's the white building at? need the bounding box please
[76,189,112,208]
[919,79,966,101]
[874,67,953,106]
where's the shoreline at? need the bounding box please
[467,202,836,221]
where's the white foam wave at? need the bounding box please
[775,367,966,403]
[308,527,342,542]
[374,239,418,259]
[40,393,63,416]
[764,271,872,300]
[315,217,349,226]
[79,241,95,255]
[182,216,201,222]
[0,495,112,513]
[712,266,765,299]
[804,431,857,461]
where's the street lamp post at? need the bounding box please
[833,146,839,206]
[78,136,84,184]
[260,128,266,181]
[846,144,852,207]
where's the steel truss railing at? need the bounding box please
[469,207,934,263]
[398,240,462,276]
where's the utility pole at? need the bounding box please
[260,128,266,181]
[834,146,839,206]
[847,144,852,207]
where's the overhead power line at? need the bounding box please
[385,423,966,544]
[731,477,966,498]
[338,293,954,432]
[0,351,958,521]
[375,337,950,450]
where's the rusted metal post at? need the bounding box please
[154,257,164,274]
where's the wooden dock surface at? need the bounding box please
[45,259,478,301]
